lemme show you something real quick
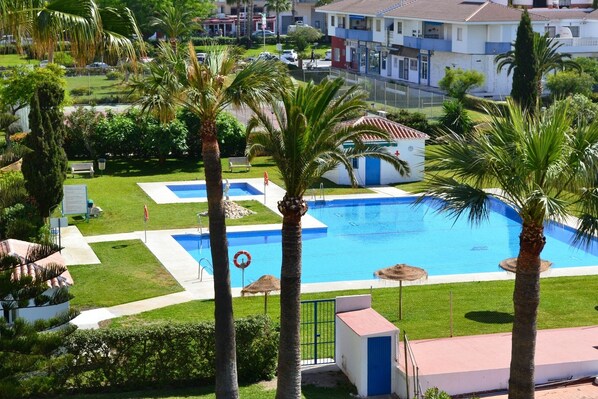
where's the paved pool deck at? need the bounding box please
[66,181,598,329]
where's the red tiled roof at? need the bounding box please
[0,239,73,289]
[349,115,429,142]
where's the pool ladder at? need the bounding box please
[196,213,213,281]
[312,183,326,204]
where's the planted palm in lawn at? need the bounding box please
[421,99,598,399]
[246,77,409,399]
[68,240,183,309]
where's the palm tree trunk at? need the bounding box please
[508,222,545,399]
[276,196,305,399]
[201,119,239,399]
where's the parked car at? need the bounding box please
[252,30,275,38]
[324,50,332,61]
[196,53,207,63]
[86,62,110,69]
[281,49,298,62]
[257,52,278,61]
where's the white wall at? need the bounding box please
[336,294,371,313]
[336,317,367,396]
[373,18,386,43]
[17,301,70,324]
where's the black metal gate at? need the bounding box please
[300,298,336,365]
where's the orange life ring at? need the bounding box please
[233,250,251,269]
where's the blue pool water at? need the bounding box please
[167,183,262,198]
[173,197,598,287]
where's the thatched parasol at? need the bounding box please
[241,274,281,314]
[374,263,427,320]
[499,258,552,273]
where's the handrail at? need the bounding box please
[404,332,423,399]
[198,258,213,281]
[319,182,325,202]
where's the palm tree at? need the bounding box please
[150,4,199,52]
[421,100,598,399]
[246,78,410,399]
[265,0,291,42]
[0,0,142,65]
[496,32,580,108]
[134,42,287,399]
[225,0,244,41]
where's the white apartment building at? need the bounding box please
[317,0,598,97]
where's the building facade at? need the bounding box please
[317,0,598,97]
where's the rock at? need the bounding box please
[199,201,255,219]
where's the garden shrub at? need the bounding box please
[424,387,451,399]
[70,87,93,96]
[386,109,435,135]
[105,70,124,81]
[439,99,474,136]
[61,315,278,392]
[63,107,102,159]
[93,111,140,157]
[546,71,593,98]
[177,110,246,158]
[546,93,598,127]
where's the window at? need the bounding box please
[410,59,418,70]
[569,26,580,37]
[334,48,340,62]
[376,19,381,32]
[352,158,359,169]
[420,55,428,80]
[545,26,556,38]
[457,28,463,41]
[397,21,403,34]
[339,17,345,28]
[331,16,335,27]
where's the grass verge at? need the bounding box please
[68,240,183,309]
[106,275,598,340]
[65,75,132,104]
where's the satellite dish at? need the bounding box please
[558,27,573,39]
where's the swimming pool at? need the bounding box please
[173,197,598,288]
[167,182,262,198]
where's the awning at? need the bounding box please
[389,45,419,58]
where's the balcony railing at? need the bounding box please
[334,27,373,42]
[552,37,598,52]
[485,42,511,55]
[404,36,451,52]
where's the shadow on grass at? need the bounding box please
[594,305,598,312]
[105,158,202,177]
[465,310,514,324]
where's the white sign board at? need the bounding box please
[62,185,88,216]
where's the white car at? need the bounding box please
[324,50,332,61]
[281,49,298,62]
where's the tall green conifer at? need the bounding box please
[511,10,538,114]
[21,82,68,219]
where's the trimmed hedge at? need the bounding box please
[61,315,278,392]
[462,94,508,115]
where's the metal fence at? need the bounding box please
[300,298,336,365]
[329,69,448,118]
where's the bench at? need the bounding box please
[228,157,251,172]
[70,162,94,178]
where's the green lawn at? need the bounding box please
[65,75,133,104]
[63,157,369,236]
[106,275,598,340]
[69,240,183,309]
[56,382,355,399]
[0,53,39,66]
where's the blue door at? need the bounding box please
[367,336,391,396]
[365,157,381,185]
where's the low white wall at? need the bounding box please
[336,294,371,313]
[17,301,70,323]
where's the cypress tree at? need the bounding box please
[21,81,68,219]
[511,10,538,114]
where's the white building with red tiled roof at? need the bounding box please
[317,0,598,97]
[324,115,429,185]
[0,239,73,324]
